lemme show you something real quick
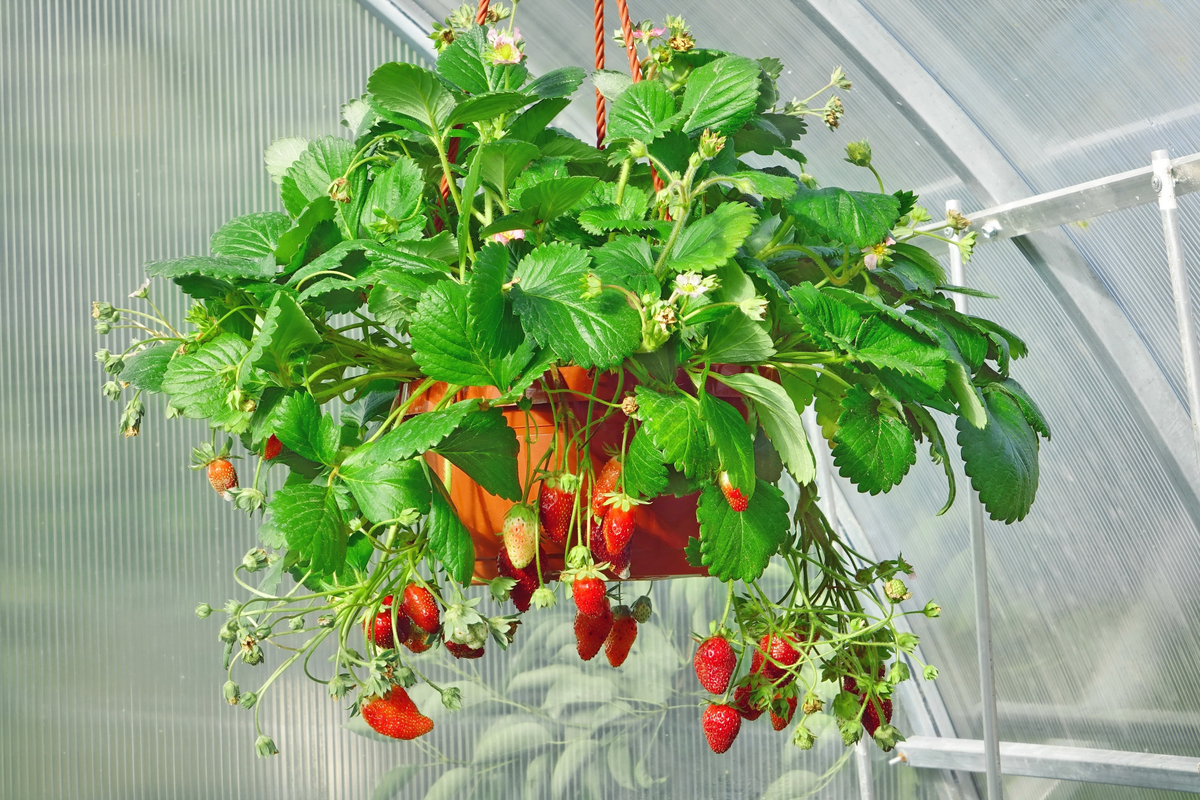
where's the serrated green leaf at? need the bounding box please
[623,429,669,500]
[705,312,775,364]
[248,292,321,373]
[908,404,956,515]
[339,451,431,522]
[435,26,495,95]
[514,176,598,219]
[889,242,946,287]
[700,393,755,498]
[372,400,482,462]
[264,136,308,185]
[591,235,659,296]
[715,372,816,486]
[447,91,534,127]
[210,212,291,260]
[968,316,1028,359]
[635,387,717,478]
[280,136,354,218]
[358,156,425,238]
[428,474,475,585]
[160,334,250,431]
[956,389,1039,523]
[431,408,522,501]
[668,202,757,272]
[822,287,939,341]
[367,269,439,328]
[511,243,640,369]
[478,139,541,196]
[458,145,485,266]
[853,317,948,386]
[591,69,633,101]
[995,377,1050,439]
[832,385,916,494]
[270,391,340,465]
[577,204,658,236]
[411,279,526,387]
[696,480,789,582]
[275,197,337,268]
[121,345,174,393]
[268,482,346,577]
[708,171,797,200]
[786,186,901,249]
[608,81,680,143]
[145,255,275,283]
[507,97,570,142]
[679,55,761,136]
[788,282,862,349]
[367,62,455,134]
[526,66,586,98]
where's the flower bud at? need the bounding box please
[254,734,278,757]
[627,140,648,159]
[288,616,305,631]
[698,129,726,160]
[242,548,269,573]
[91,301,117,320]
[218,619,239,643]
[738,296,768,321]
[923,600,941,618]
[103,354,125,375]
[195,602,213,619]
[94,320,112,335]
[327,673,351,699]
[441,686,464,711]
[102,381,123,401]
[531,586,557,609]
[224,599,243,615]
[222,680,241,705]
[580,272,603,300]
[844,139,872,167]
[239,691,258,710]
[923,665,939,681]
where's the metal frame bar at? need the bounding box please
[897,736,1200,794]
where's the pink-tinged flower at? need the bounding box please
[489,228,526,245]
[487,28,524,65]
[862,236,896,270]
[632,27,666,40]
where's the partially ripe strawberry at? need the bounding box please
[402,627,432,653]
[207,458,238,499]
[502,503,539,570]
[538,473,577,545]
[770,695,798,731]
[590,457,622,518]
[718,471,748,512]
[572,576,608,619]
[702,704,742,754]
[751,633,802,684]
[694,636,737,694]
[574,606,613,661]
[732,684,764,720]
[601,494,638,554]
[497,546,544,613]
[402,584,440,634]
[604,605,637,667]
[361,687,434,740]
[263,434,282,460]
[363,595,410,650]
[445,641,485,659]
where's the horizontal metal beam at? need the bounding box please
[897,736,1200,793]
[920,150,1200,246]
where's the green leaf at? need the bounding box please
[888,242,946,287]
[410,279,524,387]
[715,372,816,485]
[995,377,1051,439]
[591,235,659,296]
[577,204,658,236]
[358,156,425,238]
[467,243,522,358]
[264,136,308,185]
[696,480,789,582]
[947,356,987,429]
[788,283,861,350]
[268,482,346,577]
[478,139,541,196]
[968,316,1028,360]
[431,408,522,501]
[145,255,275,283]
[367,62,455,134]
[679,55,762,136]
[623,429,669,500]
[700,393,755,498]
[956,389,1039,523]
[507,97,570,141]
[907,404,956,515]
[280,136,354,218]
[704,312,775,364]
[339,451,432,522]
[447,91,534,127]
[275,197,337,268]
[708,171,797,200]
[786,186,901,249]
[526,66,586,98]
[511,243,640,369]
[210,212,291,260]
[270,392,340,465]
[608,81,680,143]
[668,202,757,272]
[247,292,321,373]
[831,385,916,494]
[635,387,717,478]
[514,175,598,220]
[435,26,494,95]
[121,345,174,393]
[160,334,250,431]
[853,317,948,387]
[428,475,475,585]
[591,69,633,101]
[457,146,486,266]
[372,400,482,462]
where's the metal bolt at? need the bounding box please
[981,220,1002,239]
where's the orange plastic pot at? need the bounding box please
[407,366,747,582]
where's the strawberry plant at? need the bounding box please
[92,5,1048,758]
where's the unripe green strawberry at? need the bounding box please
[702,704,742,754]
[502,503,539,570]
[630,595,652,623]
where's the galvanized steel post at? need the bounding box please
[1152,150,1200,473]
[947,200,1003,799]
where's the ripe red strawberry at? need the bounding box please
[574,606,613,661]
[402,584,440,634]
[361,687,434,740]
[538,472,577,545]
[601,493,639,554]
[751,633,802,684]
[363,595,410,650]
[590,457,622,518]
[718,471,748,512]
[732,684,764,720]
[607,544,631,579]
[497,546,543,613]
[604,605,637,667]
[572,576,608,618]
[694,636,737,694]
[862,696,893,736]
[207,458,238,499]
[402,627,432,653]
[263,434,282,460]
[587,517,631,579]
[770,695,798,731]
[502,503,539,570]
[445,641,485,659]
[702,704,743,754]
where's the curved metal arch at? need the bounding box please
[791,0,1200,531]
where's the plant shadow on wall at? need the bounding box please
[89,0,1049,777]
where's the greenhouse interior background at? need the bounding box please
[2,0,1199,797]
